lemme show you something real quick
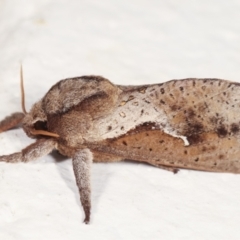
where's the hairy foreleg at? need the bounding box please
[72,148,93,224]
[0,138,56,163]
[0,112,24,133]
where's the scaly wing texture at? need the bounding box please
[89,79,240,173]
[89,123,240,172]
[150,78,240,141]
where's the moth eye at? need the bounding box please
[34,121,48,131]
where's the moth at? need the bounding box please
[1,69,240,224]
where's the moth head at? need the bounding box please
[20,66,59,139]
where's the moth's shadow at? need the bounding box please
[50,150,68,162]
[50,151,76,191]
[50,150,111,215]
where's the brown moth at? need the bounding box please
[1,70,240,223]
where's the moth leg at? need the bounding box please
[72,148,92,224]
[0,112,24,133]
[0,138,56,163]
[156,165,179,174]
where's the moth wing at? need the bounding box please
[149,78,240,143]
[89,79,240,173]
[89,122,240,173]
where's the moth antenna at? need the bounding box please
[20,64,27,114]
[31,129,60,138]
[20,66,59,138]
